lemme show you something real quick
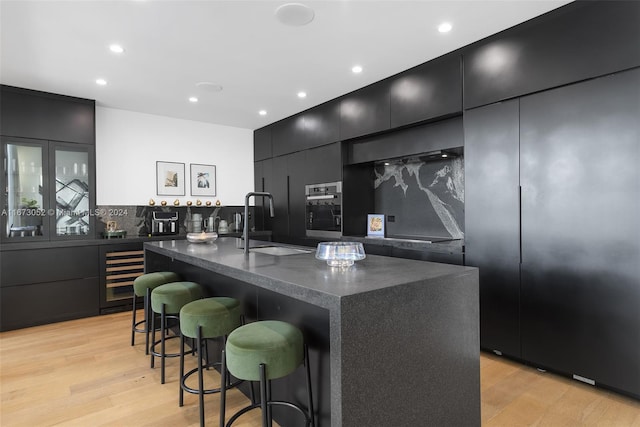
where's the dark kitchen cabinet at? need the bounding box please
[390,55,462,128]
[519,69,640,397]
[254,158,273,231]
[463,1,640,109]
[1,85,95,145]
[340,81,391,141]
[301,101,340,149]
[305,142,341,185]
[256,145,340,241]
[254,126,272,161]
[464,99,521,358]
[269,152,306,241]
[1,136,96,242]
[0,246,100,331]
[272,114,306,157]
[269,101,341,157]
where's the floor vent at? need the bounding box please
[572,374,596,386]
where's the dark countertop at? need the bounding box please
[342,235,464,254]
[145,237,474,309]
[0,230,272,251]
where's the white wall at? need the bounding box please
[96,107,254,206]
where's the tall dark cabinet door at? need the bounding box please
[520,68,640,396]
[271,156,290,238]
[287,151,307,240]
[464,99,521,357]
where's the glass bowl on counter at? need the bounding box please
[315,241,366,267]
[186,231,218,243]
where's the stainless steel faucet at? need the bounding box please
[244,192,275,255]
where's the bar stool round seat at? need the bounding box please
[131,271,181,354]
[220,320,315,427]
[150,281,203,384]
[179,297,243,427]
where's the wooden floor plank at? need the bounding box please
[1,311,638,426]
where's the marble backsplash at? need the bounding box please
[373,155,464,239]
[95,205,261,237]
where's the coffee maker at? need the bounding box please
[151,211,179,235]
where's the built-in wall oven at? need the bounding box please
[305,181,342,238]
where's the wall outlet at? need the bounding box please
[388,215,395,222]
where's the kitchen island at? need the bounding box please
[144,237,479,426]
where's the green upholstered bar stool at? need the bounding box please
[131,271,181,355]
[179,297,244,427]
[220,320,314,427]
[150,281,203,384]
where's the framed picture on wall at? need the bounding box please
[190,164,216,197]
[156,161,185,196]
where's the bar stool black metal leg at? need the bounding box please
[161,304,166,384]
[267,379,273,427]
[304,345,315,427]
[220,349,227,427]
[145,288,151,355]
[197,326,205,427]
[150,304,156,368]
[179,332,186,407]
[259,364,268,427]
[131,293,137,346]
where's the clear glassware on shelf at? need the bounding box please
[55,149,90,236]
[4,143,44,238]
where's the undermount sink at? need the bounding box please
[249,246,313,256]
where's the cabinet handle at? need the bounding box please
[519,185,522,264]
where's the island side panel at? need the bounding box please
[339,269,480,426]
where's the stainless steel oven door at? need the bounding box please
[305,194,342,238]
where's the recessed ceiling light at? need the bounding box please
[96,78,107,86]
[297,91,307,99]
[275,3,315,26]
[352,65,363,74]
[109,44,124,54]
[442,154,448,158]
[438,22,452,33]
[259,110,267,116]
[189,97,198,103]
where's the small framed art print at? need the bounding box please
[367,214,385,238]
[190,164,216,197]
[156,161,185,196]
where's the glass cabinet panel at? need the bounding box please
[3,142,46,239]
[55,148,90,236]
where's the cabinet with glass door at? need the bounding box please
[1,136,95,241]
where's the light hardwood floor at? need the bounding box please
[1,311,639,426]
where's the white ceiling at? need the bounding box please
[1,0,571,131]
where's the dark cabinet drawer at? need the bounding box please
[1,246,99,287]
[0,277,100,331]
